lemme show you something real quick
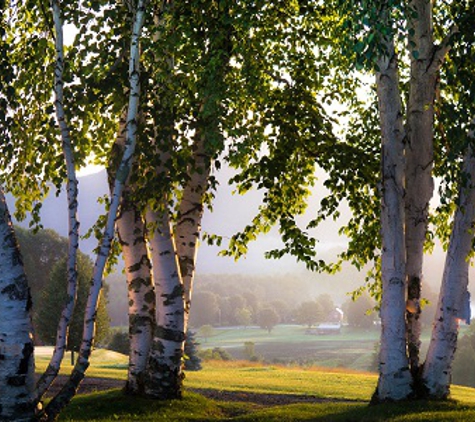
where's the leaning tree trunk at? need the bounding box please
[373,32,413,402]
[404,0,455,377]
[144,207,185,399]
[175,131,210,331]
[175,16,232,331]
[422,143,475,398]
[36,0,81,400]
[0,186,37,421]
[108,114,155,395]
[43,1,146,419]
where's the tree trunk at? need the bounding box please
[118,196,154,394]
[175,132,210,331]
[422,143,475,398]
[0,187,37,421]
[373,34,413,402]
[144,208,185,399]
[108,114,155,395]
[404,0,455,377]
[43,1,146,418]
[36,0,81,400]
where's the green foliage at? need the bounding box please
[35,252,110,350]
[198,347,233,362]
[452,323,475,388]
[106,331,129,355]
[184,330,202,371]
[15,227,68,321]
[295,301,323,328]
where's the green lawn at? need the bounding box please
[36,348,475,421]
[57,361,475,421]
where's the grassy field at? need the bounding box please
[195,325,398,371]
[35,348,475,421]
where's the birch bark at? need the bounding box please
[175,132,210,330]
[374,33,413,402]
[0,187,36,421]
[404,0,454,375]
[145,208,185,399]
[43,1,146,418]
[108,115,155,395]
[423,138,475,398]
[35,0,81,400]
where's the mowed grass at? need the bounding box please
[35,347,128,380]
[37,348,475,421]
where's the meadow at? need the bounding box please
[195,324,404,371]
[36,345,475,421]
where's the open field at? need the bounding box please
[195,324,428,371]
[35,348,475,421]
[52,359,475,421]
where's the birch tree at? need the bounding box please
[0,0,147,418]
[0,188,37,422]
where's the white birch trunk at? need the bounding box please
[119,199,154,394]
[36,0,81,400]
[144,208,185,399]
[0,187,37,421]
[374,35,413,402]
[44,1,146,418]
[404,0,455,375]
[108,114,155,395]
[422,143,475,398]
[175,132,210,331]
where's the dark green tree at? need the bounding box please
[184,330,202,371]
[35,253,110,355]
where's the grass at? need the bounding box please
[35,347,128,380]
[36,348,475,421]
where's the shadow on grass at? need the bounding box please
[58,389,475,422]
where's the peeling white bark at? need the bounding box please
[0,187,36,421]
[374,35,412,402]
[423,141,475,398]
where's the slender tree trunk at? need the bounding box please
[43,2,146,419]
[404,0,454,377]
[144,208,185,399]
[0,187,37,421]
[422,143,475,398]
[108,114,155,395]
[36,0,81,400]
[175,16,232,330]
[175,132,210,331]
[373,32,413,402]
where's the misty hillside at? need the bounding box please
[8,167,474,325]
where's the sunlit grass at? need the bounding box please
[35,348,475,421]
[186,360,376,401]
[35,347,128,380]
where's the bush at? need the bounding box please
[199,347,233,361]
[107,331,129,355]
